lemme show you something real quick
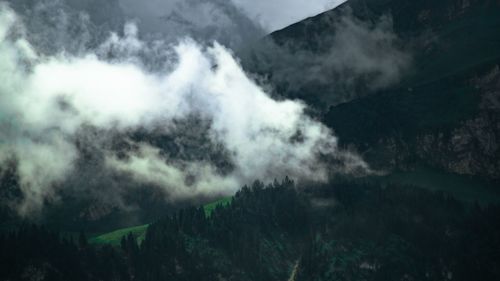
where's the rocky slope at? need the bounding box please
[412,66,500,178]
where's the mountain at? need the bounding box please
[244,0,500,180]
[1,1,500,280]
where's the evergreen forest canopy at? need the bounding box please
[1,180,500,281]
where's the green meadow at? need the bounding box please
[90,197,232,246]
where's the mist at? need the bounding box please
[244,6,413,107]
[117,0,264,49]
[0,3,369,215]
[116,0,347,50]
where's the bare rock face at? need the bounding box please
[415,114,500,178]
[79,202,117,221]
[371,66,500,179]
[415,66,500,178]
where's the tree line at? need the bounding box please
[1,178,500,281]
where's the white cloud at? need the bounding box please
[0,4,369,215]
[105,143,240,200]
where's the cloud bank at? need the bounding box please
[118,0,264,49]
[0,4,369,215]
[118,0,345,40]
[6,0,346,53]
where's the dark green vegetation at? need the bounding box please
[324,73,480,143]
[1,180,500,281]
[87,197,232,246]
[203,197,232,217]
[90,224,149,246]
[362,165,500,205]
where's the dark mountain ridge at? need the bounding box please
[245,0,500,180]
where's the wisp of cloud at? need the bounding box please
[0,3,369,215]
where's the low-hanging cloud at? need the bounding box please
[245,7,413,107]
[6,0,346,55]
[117,0,347,49]
[118,0,345,42]
[0,4,369,215]
[118,0,265,49]
[4,0,124,56]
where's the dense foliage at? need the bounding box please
[1,179,500,281]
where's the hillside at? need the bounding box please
[90,224,149,246]
[1,1,500,280]
[244,0,500,180]
[89,197,232,246]
[1,179,500,280]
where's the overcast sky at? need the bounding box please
[119,0,347,36]
[230,0,347,31]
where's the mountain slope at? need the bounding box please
[245,0,500,180]
[2,180,500,280]
[88,197,232,246]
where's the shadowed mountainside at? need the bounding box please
[244,0,500,180]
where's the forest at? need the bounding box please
[1,0,500,280]
[1,179,499,281]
